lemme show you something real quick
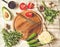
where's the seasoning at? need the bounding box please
[5,24,10,29]
[39,5,44,12]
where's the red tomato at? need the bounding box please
[25,12,33,17]
[20,3,27,10]
[27,2,34,9]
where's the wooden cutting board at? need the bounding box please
[13,10,43,40]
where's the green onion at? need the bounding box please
[27,33,37,41]
[28,39,39,45]
[2,29,22,47]
[30,43,42,47]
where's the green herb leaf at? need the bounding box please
[42,1,59,23]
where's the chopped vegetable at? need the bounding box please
[27,33,37,41]
[28,39,39,45]
[38,31,54,44]
[42,1,59,23]
[2,29,22,47]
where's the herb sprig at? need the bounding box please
[42,1,59,23]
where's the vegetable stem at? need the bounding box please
[42,1,47,9]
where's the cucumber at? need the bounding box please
[28,39,39,45]
[27,33,37,41]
